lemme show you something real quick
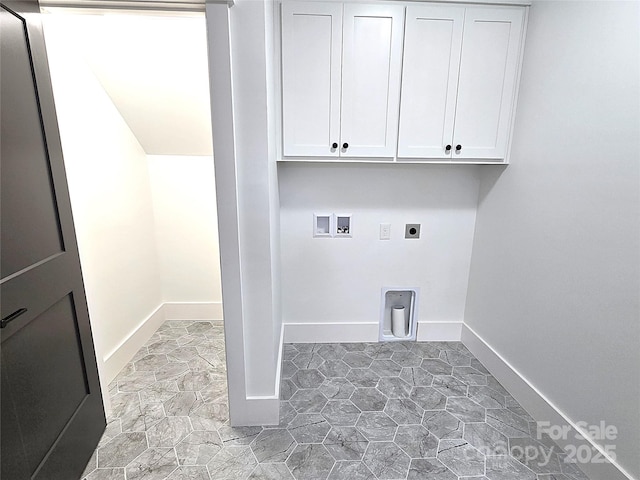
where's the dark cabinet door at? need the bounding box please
[1,1,106,479]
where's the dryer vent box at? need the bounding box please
[379,287,419,342]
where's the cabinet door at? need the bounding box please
[340,4,404,158]
[397,5,464,159]
[281,2,342,157]
[452,7,525,160]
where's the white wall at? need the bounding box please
[147,155,222,304]
[464,1,640,479]
[44,16,163,407]
[279,163,480,341]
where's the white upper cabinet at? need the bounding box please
[281,2,343,157]
[453,7,525,160]
[281,2,404,158]
[340,4,404,157]
[398,5,526,161]
[281,1,527,163]
[397,6,465,159]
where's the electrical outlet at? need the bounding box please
[405,224,420,239]
[380,223,391,240]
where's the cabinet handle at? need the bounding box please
[1,308,28,329]
[445,145,452,152]
[342,143,349,149]
[332,142,338,149]
[455,144,462,152]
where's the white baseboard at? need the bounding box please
[102,304,166,384]
[416,320,462,341]
[163,301,223,321]
[283,320,463,343]
[235,324,285,427]
[102,302,222,385]
[284,322,379,343]
[462,324,634,480]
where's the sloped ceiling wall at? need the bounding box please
[44,10,213,156]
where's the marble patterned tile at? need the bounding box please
[134,354,169,371]
[287,413,331,443]
[85,325,591,480]
[362,441,410,480]
[286,444,335,480]
[323,426,369,461]
[280,378,298,401]
[376,377,412,399]
[485,455,536,480]
[290,389,328,414]
[317,344,347,360]
[189,402,229,430]
[250,429,297,463]
[291,369,326,389]
[390,351,422,367]
[463,422,509,456]
[432,376,469,397]
[165,466,210,480]
[164,392,204,416]
[369,359,402,377]
[383,398,424,425]
[218,425,263,446]
[446,397,486,423]
[120,403,165,433]
[410,343,441,359]
[399,367,433,387]
[350,387,387,412]
[439,350,472,367]
[346,368,380,388]
[437,439,485,476]
[320,378,355,400]
[248,463,295,480]
[327,460,375,480]
[509,436,563,474]
[421,359,454,376]
[355,411,397,442]
[407,458,457,480]
[321,400,361,426]
[175,430,223,465]
[318,360,351,378]
[422,410,464,439]
[394,425,438,459]
[363,343,395,360]
[146,417,193,448]
[84,468,126,480]
[342,352,374,369]
[467,385,506,409]
[125,448,178,480]
[293,353,325,370]
[486,408,531,438]
[97,432,148,468]
[409,386,447,410]
[452,366,488,386]
[207,446,258,480]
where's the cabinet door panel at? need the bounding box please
[453,7,524,160]
[398,6,464,159]
[282,2,342,157]
[340,4,404,157]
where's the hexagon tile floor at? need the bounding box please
[81,320,591,480]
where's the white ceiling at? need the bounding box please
[43,10,213,156]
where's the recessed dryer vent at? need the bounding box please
[379,287,419,342]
